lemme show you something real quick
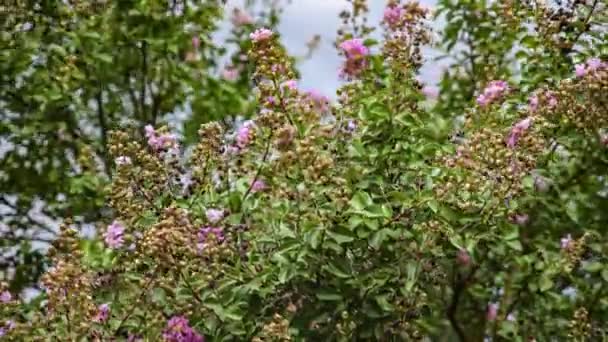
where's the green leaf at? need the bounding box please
[326,227,356,245]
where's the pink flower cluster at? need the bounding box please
[205,208,224,224]
[306,89,330,112]
[528,90,557,113]
[250,28,273,42]
[251,179,266,193]
[561,234,573,250]
[575,57,607,78]
[383,5,403,29]
[163,316,204,342]
[476,80,509,107]
[0,291,11,303]
[506,117,533,148]
[236,120,255,148]
[339,38,370,79]
[144,125,178,152]
[197,226,224,251]
[281,79,298,91]
[104,220,125,249]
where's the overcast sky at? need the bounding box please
[219,0,445,98]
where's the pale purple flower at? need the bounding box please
[561,234,573,250]
[575,64,586,78]
[0,291,11,303]
[144,125,178,151]
[197,226,224,251]
[345,120,357,132]
[93,303,110,323]
[306,90,330,112]
[477,80,508,107]
[231,8,254,26]
[546,92,558,108]
[486,303,499,321]
[383,5,403,29]
[163,316,204,342]
[586,58,603,71]
[251,179,266,192]
[281,79,298,91]
[506,117,533,148]
[221,67,239,81]
[506,313,516,322]
[250,28,273,42]
[104,220,125,249]
[115,156,132,166]
[266,96,276,105]
[206,208,224,224]
[236,121,255,148]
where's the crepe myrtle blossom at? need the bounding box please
[250,28,273,42]
[422,86,439,99]
[144,125,178,152]
[456,249,471,266]
[104,220,125,249]
[163,316,204,342]
[506,117,533,148]
[574,57,607,77]
[93,303,110,323]
[383,4,403,29]
[236,120,255,148]
[561,234,574,250]
[476,80,508,107]
[206,208,224,224]
[251,179,267,192]
[0,291,11,303]
[281,79,298,91]
[339,38,370,78]
[197,226,224,252]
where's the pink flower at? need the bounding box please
[197,227,224,251]
[340,38,369,59]
[281,79,298,91]
[383,5,403,29]
[104,220,125,249]
[236,121,255,148]
[231,8,254,26]
[221,67,239,81]
[206,208,224,224]
[487,303,499,321]
[251,179,266,192]
[587,58,603,71]
[477,80,509,107]
[144,125,178,151]
[0,291,11,303]
[306,90,330,112]
[575,64,586,78]
[250,28,273,42]
[528,94,539,113]
[506,117,533,148]
[163,316,204,342]
[514,214,529,226]
[561,234,573,250]
[191,36,200,49]
[93,303,110,323]
[339,38,370,78]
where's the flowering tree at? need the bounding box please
[2,0,608,341]
[0,0,291,292]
